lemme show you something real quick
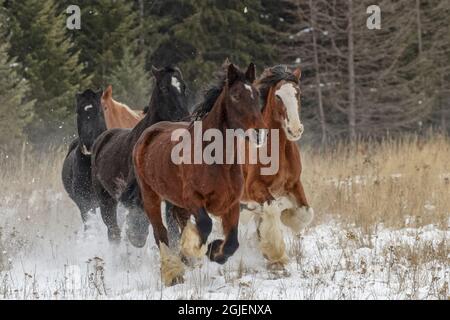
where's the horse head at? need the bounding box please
[221,62,266,134]
[149,66,189,121]
[258,65,303,141]
[76,89,106,155]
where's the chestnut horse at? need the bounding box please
[132,63,265,286]
[101,85,144,129]
[241,65,314,268]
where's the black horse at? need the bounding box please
[91,66,189,247]
[62,89,106,228]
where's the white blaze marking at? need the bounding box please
[84,104,93,111]
[171,77,181,93]
[81,145,92,155]
[244,84,254,99]
[275,83,302,140]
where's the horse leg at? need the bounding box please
[207,204,240,265]
[99,197,121,244]
[280,181,314,234]
[75,199,93,232]
[125,206,149,248]
[180,207,212,259]
[94,183,121,243]
[140,184,184,286]
[257,200,289,269]
[164,202,181,246]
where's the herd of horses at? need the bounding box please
[61,61,314,286]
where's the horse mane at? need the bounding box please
[80,89,99,98]
[256,65,299,107]
[191,65,247,121]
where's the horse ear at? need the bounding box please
[103,85,112,100]
[221,58,231,69]
[227,63,239,85]
[245,62,256,83]
[293,67,302,81]
[152,66,162,80]
[96,89,103,98]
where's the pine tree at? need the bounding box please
[7,0,88,144]
[0,3,34,150]
[58,0,138,88]
[108,47,151,109]
[147,0,277,90]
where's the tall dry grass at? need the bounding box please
[302,135,450,230]
[1,136,449,249]
[0,136,448,299]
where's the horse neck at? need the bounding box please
[128,89,163,141]
[198,90,229,133]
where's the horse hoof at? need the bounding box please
[126,228,148,248]
[127,234,147,248]
[267,261,288,272]
[207,240,228,264]
[108,231,121,244]
[169,275,184,286]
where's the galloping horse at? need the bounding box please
[62,89,107,228]
[101,85,144,129]
[132,63,266,286]
[242,65,314,268]
[91,66,189,247]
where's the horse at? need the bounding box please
[101,85,144,129]
[241,65,314,269]
[91,66,189,247]
[131,62,266,286]
[62,89,107,228]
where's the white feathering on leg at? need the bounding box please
[180,221,207,258]
[280,206,314,235]
[258,203,288,267]
[159,243,185,286]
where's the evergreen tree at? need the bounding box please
[59,0,138,88]
[0,3,34,150]
[147,0,277,90]
[108,47,151,109]
[7,0,88,144]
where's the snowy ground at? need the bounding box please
[0,189,448,300]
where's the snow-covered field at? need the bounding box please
[1,138,449,300]
[0,190,448,300]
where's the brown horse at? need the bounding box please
[241,65,314,268]
[132,63,266,286]
[101,85,144,129]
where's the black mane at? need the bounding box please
[80,88,100,98]
[191,66,247,121]
[257,65,299,107]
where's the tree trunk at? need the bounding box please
[309,0,327,145]
[138,0,145,52]
[416,0,423,56]
[347,0,356,142]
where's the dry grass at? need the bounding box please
[303,135,450,230]
[0,135,448,299]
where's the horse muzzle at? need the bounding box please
[285,122,304,141]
